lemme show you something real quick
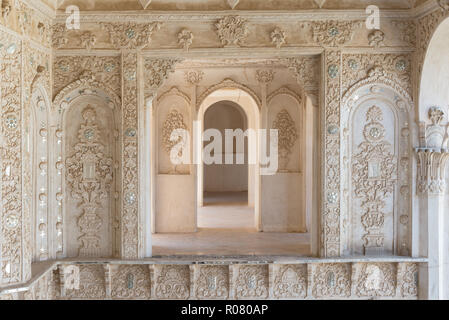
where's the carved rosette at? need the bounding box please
[65,106,113,257]
[122,52,139,259]
[101,22,162,49]
[323,50,342,257]
[352,106,397,253]
[255,69,275,84]
[272,109,298,172]
[215,16,249,47]
[184,70,204,85]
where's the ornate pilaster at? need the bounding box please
[321,50,342,257]
[121,52,140,259]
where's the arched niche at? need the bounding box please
[262,88,305,233]
[197,87,261,230]
[152,88,195,233]
[26,84,51,262]
[419,17,449,123]
[341,83,413,257]
[55,86,121,259]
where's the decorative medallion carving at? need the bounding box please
[184,70,204,85]
[65,106,113,257]
[215,16,249,47]
[311,20,362,47]
[101,22,162,49]
[271,28,286,49]
[178,29,194,51]
[144,58,181,92]
[255,69,275,84]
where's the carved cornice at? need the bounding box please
[196,78,261,110]
[267,86,302,106]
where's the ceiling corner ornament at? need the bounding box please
[144,58,182,92]
[65,106,113,257]
[184,70,204,85]
[100,22,162,49]
[368,30,385,48]
[255,69,275,84]
[215,16,249,47]
[178,29,194,51]
[197,78,261,110]
[227,0,240,10]
[352,106,397,254]
[271,28,286,49]
[312,20,363,47]
[138,0,152,9]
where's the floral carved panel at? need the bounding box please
[65,106,114,257]
[65,265,106,299]
[272,264,307,299]
[195,266,229,300]
[311,263,351,298]
[111,265,150,299]
[154,265,190,299]
[354,263,396,298]
[233,265,269,299]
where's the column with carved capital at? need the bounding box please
[416,148,449,299]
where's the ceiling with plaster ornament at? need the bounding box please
[51,0,429,11]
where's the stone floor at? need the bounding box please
[152,192,310,256]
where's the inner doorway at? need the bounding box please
[199,101,254,230]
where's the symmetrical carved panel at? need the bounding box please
[111,265,151,299]
[233,265,269,299]
[272,109,298,172]
[354,263,396,298]
[215,16,249,47]
[311,263,351,298]
[272,264,307,299]
[352,106,397,253]
[64,265,106,299]
[195,266,229,299]
[65,106,114,257]
[153,265,190,299]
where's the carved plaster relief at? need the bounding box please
[111,265,151,299]
[153,265,190,299]
[272,264,307,299]
[65,105,114,257]
[233,265,269,300]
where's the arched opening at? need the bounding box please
[199,100,254,230]
[419,17,449,122]
[197,88,261,231]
